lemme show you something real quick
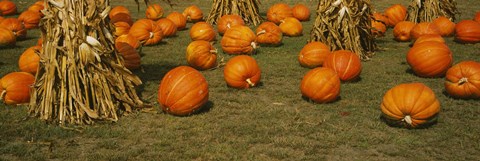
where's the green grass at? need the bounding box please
[1,0,480,160]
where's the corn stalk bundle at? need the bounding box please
[406,0,457,22]
[310,0,376,60]
[29,0,144,125]
[206,0,262,26]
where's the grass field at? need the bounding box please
[1,0,479,160]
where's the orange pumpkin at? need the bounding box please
[115,34,141,50]
[183,5,203,22]
[279,17,303,37]
[432,16,455,37]
[372,13,389,24]
[454,20,480,44]
[255,21,283,46]
[381,83,440,128]
[267,3,293,24]
[406,41,452,77]
[323,50,362,82]
[128,19,163,46]
[166,11,187,30]
[0,27,15,47]
[413,34,445,46]
[298,42,331,68]
[0,72,35,105]
[27,3,44,17]
[0,0,17,15]
[371,19,387,37]
[112,21,130,37]
[384,4,407,27]
[300,67,340,103]
[156,18,177,37]
[189,22,216,41]
[292,4,310,21]
[221,25,257,55]
[475,11,480,23]
[186,40,217,70]
[109,6,131,20]
[217,14,245,35]
[445,61,480,99]
[18,10,41,29]
[116,43,141,70]
[158,66,209,116]
[223,55,261,89]
[0,16,4,22]
[18,45,41,75]
[145,3,163,21]
[393,21,416,42]
[110,12,133,25]
[0,18,27,39]
[410,22,441,40]
[37,37,43,46]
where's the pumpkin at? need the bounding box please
[372,13,388,24]
[323,50,362,82]
[410,22,441,40]
[156,18,177,37]
[432,16,455,37]
[0,27,15,47]
[157,66,209,116]
[128,19,163,46]
[300,67,340,103]
[183,5,203,22]
[454,20,480,44]
[18,10,41,29]
[223,55,261,89]
[0,72,35,105]
[371,19,387,37]
[112,21,130,37]
[145,3,163,21]
[189,22,216,41]
[292,4,310,21]
[384,4,407,27]
[186,40,217,70]
[279,17,303,37]
[18,45,41,75]
[406,41,452,77]
[381,83,440,128]
[37,37,43,46]
[0,16,4,22]
[255,21,283,46]
[413,34,445,46]
[116,43,141,70]
[475,11,480,23]
[221,25,257,55]
[0,0,17,15]
[217,14,245,35]
[166,11,187,30]
[115,34,141,50]
[267,3,293,24]
[109,6,131,20]
[445,61,480,99]
[110,12,133,26]
[393,21,416,42]
[0,18,27,39]
[27,3,44,17]
[298,42,331,68]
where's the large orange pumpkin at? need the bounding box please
[189,22,216,41]
[183,5,203,22]
[156,18,177,37]
[145,3,163,21]
[393,21,416,42]
[381,83,440,128]
[0,72,35,105]
[454,20,480,44]
[298,42,331,68]
[406,41,452,77]
[255,21,282,46]
[18,45,41,75]
[432,16,455,37]
[158,66,209,116]
[267,3,293,24]
[18,10,41,29]
[112,21,131,37]
[384,4,407,27]
[0,27,16,47]
[221,25,257,55]
[410,22,441,40]
[217,14,245,35]
[128,19,163,46]
[300,67,340,103]
[323,50,362,82]
[0,18,27,39]
[109,6,131,20]
[223,55,261,89]
[166,11,187,30]
[412,34,445,46]
[279,17,303,37]
[0,0,17,15]
[116,43,141,70]
[292,4,310,21]
[186,40,217,70]
[115,34,141,50]
[445,61,480,99]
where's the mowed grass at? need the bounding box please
[1,0,480,160]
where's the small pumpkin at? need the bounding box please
[115,34,141,50]
[432,16,455,37]
[371,19,387,37]
[412,34,445,46]
[454,20,480,44]
[0,0,17,16]
[0,27,16,47]
[0,72,35,105]
[393,21,416,42]
[292,4,310,21]
[406,41,452,78]
[217,14,245,35]
[298,42,331,68]
[381,83,440,128]
[221,25,257,55]
[156,18,177,37]
[410,22,441,40]
[189,21,216,41]
[109,6,131,20]
[158,66,209,116]
[323,50,362,82]
[300,67,340,103]
[267,3,293,24]
[186,40,217,70]
[145,3,163,21]
[128,19,163,46]
[279,17,303,37]
[112,21,131,37]
[110,12,134,26]
[27,3,44,17]
[166,11,187,30]
[223,55,261,89]
[444,61,480,99]
[384,4,407,27]
[183,5,203,22]
[255,21,283,46]
[18,10,41,29]
[0,18,27,39]
[372,13,389,25]
[116,43,141,70]
[18,45,41,75]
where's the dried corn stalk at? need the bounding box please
[29,0,144,125]
[406,0,457,22]
[310,0,376,60]
[206,0,262,26]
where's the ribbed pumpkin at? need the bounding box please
[128,19,163,46]
[166,11,187,30]
[0,0,17,15]
[475,11,480,23]
[371,19,387,37]
[183,5,203,22]
[298,42,331,68]
[372,13,388,24]
[384,4,407,27]
[0,27,15,47]
[279,17,303,37]
[158,66,209,116]
[189,22,216,41]
[221,25,257,55]
[445,61,480,99]
[292,4,310,21]
[410,22,441,40]
[115,34,141,50]
[223,55,261,89]
[18,10,41,29]
[267,3,293,24]
[186,40,217,70]
[217,14,245,35]
[116,43,141,70]
[110,12,133,25]
[109,6,130,20]
[145,3,163,21]
[454,20,480,44]
[300,67,340,103]
[18,45,41,75]
[255,21,282,46]
[381,83,440,128]
[323,50,362,82]
[413,34,445,46]
[0,18,27,39]
[432,16,455,37]
[393,21,416,42]
[406,41,452,77]
[112,21,130,37]
[156,18,177,37]
[0,72,35,105]
[27,3,44,17]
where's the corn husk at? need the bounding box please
[206,0,262,26]
[406,0,457,22]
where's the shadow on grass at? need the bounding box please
[342,76,362,83]
[301,95,342,104]
[159,101,214,116]
[379,114,438,129]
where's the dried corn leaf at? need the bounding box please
[206,0,262,26]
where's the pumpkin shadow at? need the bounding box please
[132,62,179,97]
[379,114,438,129]
[193,101,214,115]
[301,95,342,104]
[341,76,362,83]
[405,68,416,76]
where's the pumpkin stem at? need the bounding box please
[227,23,231,29]
[458,77,468,85]
[403,115,413,125]
[149,32,154,39]
[246,78,255,87]
[256,30,266,36]
[0,90,6,101]
[251,41,257,49]
[210,49,218,54]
